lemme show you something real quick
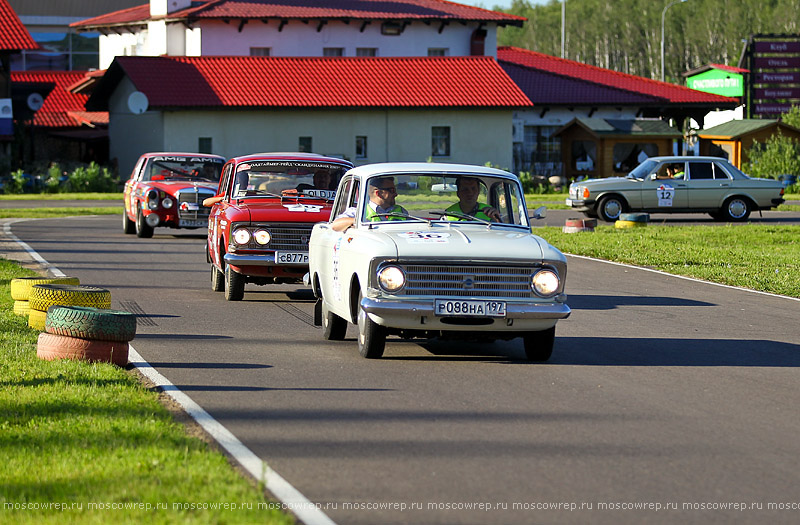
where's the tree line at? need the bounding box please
[497,0,800,83]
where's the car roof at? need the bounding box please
[144,152,225,159]
[647,156,733,163]
[230,152,353,166]
[346,162,517,180]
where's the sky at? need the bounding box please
[456,0,547,10]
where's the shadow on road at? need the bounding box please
[568,294,715,310]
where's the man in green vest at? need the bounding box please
[332,176,408,231]
[445,177,500,222]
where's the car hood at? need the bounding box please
[367,224,552,262]
[578,176,637,188]
[147,180,218,194]
[230,198,333,223]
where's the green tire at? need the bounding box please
[46,306,137,342]
[29,284,111,312]
[10,276,80,301]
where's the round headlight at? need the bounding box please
[377,266,406,293]
[531,269,559,297]
[253,229,271,245]
[161,197,173,208]
[233,228,251,245]
[146,190,159,210]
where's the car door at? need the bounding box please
[208,161,234,267]
[125,156,146,218]
[640,161,688,210]
[686,161,728,209]
[315,177,359,310]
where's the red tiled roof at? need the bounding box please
[90,55,532,109]
[11,71,107,128]
[72,0,524,28]
[498,46,740,106]
[0,0,38,51]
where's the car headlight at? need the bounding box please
[161,197,173,208]
[233,228,251,245]
[377,265,405,293]
[531,269,559,297]
[254,229,271,245]
[146,190,159,210]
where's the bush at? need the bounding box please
[63,162,117,193]
[742,132,800,180]
[4,170,27,194]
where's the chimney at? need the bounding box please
[151,0,192,16]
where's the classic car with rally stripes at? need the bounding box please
[123,152,226,237]
[205,152,353,300]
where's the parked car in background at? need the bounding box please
[206,152,353,300]
[307,162,570,361]
[123,152,226,237]
[567,156,786,221]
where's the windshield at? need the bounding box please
[233,161,346,200]
[143,156,223,182]
[356,173,529,227]
[627,159,658,180]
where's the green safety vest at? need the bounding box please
[364,204,407,222]
[445,202,494,221]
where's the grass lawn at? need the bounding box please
[0,207,122,219]
[0,193,123,201]
[0,259,293,524]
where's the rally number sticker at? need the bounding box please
[657,184,674,207]
[398,232,451,244]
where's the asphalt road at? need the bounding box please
[5,215,800,524]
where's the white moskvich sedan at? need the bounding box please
[307,163,570,360]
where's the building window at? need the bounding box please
[513,125,562,177]
[427,48,449,57]
[356,48,377,57]
[571,141,597,171]
[356,136,368,158]
[323,48,344,57]
[12,31,99,71]
[198,137,212,154]
[249,47,271,56]
[612,143,658,173]
[432,127,450,157]
[299,137,312,153]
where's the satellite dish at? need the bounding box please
[27,93,44,111]
[127,91,149,114]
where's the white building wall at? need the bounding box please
[199,20,496,57]
[146,21,167,56]
[185,26,202,56]
[108,77,165,177]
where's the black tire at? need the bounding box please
[322,300,347,340]
[720,197,751,222]
[45,306,137,342]
[224,264,245,301]
[122,209,135,234]
[522,326,556,362]
[211,264,224,292]
[135,207,154,238]
[597,195,626,222]
[356,290,385,358]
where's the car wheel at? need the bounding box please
[720,197,751,222]
[224,264,245,301]
[122,209,135,234]
[597,196,625,222]
[522,326,555,362]
[210,264,224,292]
[322,300,347,340]
[135,207,154,238]
[356,290,385,358]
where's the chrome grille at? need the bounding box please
[401,264,534,298]
[176,188,215,220]
[246,223,314,250]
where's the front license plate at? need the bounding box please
[565,198,573,206]
[434,299,506,317]
[276,251,309,264]
[179,219,207,228]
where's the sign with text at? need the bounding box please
[755,72,800,83]
[753,56,800,69]
[754,103,795,116]
[754,41,800,53]
[754,88,800,99]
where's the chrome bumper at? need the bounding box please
[362,296,571,321]
[223,253,307,267]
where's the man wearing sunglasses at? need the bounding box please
[332,177,408,231]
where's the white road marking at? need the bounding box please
[5,218,336,525]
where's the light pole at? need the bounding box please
[561,0,566,59]
[661,0,687,82]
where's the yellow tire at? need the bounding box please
[615,220,647,229]
[13,300,31,317]
[29,309,47,331]
[29,284,111,312]
[10,276,80,301]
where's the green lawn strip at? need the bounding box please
[0,207,122,219]
[0,260,293,524]
[536,224,800,298]
[0,193,123,201]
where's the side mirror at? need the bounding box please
[531,206,547,220]
[650,173,658,180]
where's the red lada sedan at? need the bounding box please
[123,152,226,237]
[205,152,353,300]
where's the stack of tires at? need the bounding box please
[28,284,112,331]
[38,306,136,367]
[10,276,80,319]
[615,212,650,229]
[563,218,597,233]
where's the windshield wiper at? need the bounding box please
[429,210,493,226]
